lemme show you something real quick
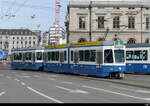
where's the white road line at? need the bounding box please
[33,75,41,78]
[111,86,150,94]
[48,78,56,81]
[61,81,73,85]
[56,86,89,94]
[6,76,11,79]
[0,91,6,96]
[82,85,150,101]
[14,79,20,82]
[21,82,26,86]
[27,86,63,103]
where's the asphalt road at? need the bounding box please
[0,64,150,103]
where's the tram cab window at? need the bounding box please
[36,52,42,60]
[114,50,125,63]
[104,49,113,63]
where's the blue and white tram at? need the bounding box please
[11,47,44,71]
[44,41,126,79]
[69,41,126,78]
[43,44,69,73]
[126,44,150,74]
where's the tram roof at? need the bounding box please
[44,41,115,49]
[126,43,150,48]
[11,47,44,52]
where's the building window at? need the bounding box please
[113,7,120,9]
[146,17,149,30]
[145,38,149,43]
[128,16,135,29]
[113,16,120,29]
[128,7,135,9]
[127,38,136,44]
[78,38,87,43]
[79,16,86,29]
[98,16,105,29]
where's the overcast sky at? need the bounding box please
[0,0,149,32]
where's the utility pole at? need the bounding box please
[89,1,92,42]
[141,6,143,43]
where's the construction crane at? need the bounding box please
[54,0,61,45]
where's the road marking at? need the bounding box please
[6,76,11,79]
[56,86,89,94]
[16,75,31,78]
[27,86,63,103]
[111,86,150,94]
[21,82,26,86]
[61,81,73,85]
[0,91,6,96]
[33,75,41,78]
[82,85,150,101]
[48,78,56,81]
[14,79,20,82]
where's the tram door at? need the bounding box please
[59,51,65,73]
[96,50,103,72]
[73,51,79,74]
[32,52,35,64]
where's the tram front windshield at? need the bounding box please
[114,50,125,63]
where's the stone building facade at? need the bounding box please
[66,1,150,44]
[0,29,39,55]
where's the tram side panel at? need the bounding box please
[43,48,69,73]
[69,46,112,77]
[126,47,150,74]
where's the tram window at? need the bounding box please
[79,50,84,61]
[90,50,96,62]
[48,52,52,61]
[126,51,133,60]
[56,52,59,61]
[36,52,42,60]
[134,51,143,61]
[52,52,55,61]
[64,51,67,61]
[28,52,32,60]
[104,49,113,63]
[143,50,148,60]
[114,50,125,63]
[71,51,73,61]
[43,52,48,62]
[85,50,90,61]
[23,53,25,62]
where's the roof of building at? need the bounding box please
[0,29,37,36]
[69,1,150,8]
